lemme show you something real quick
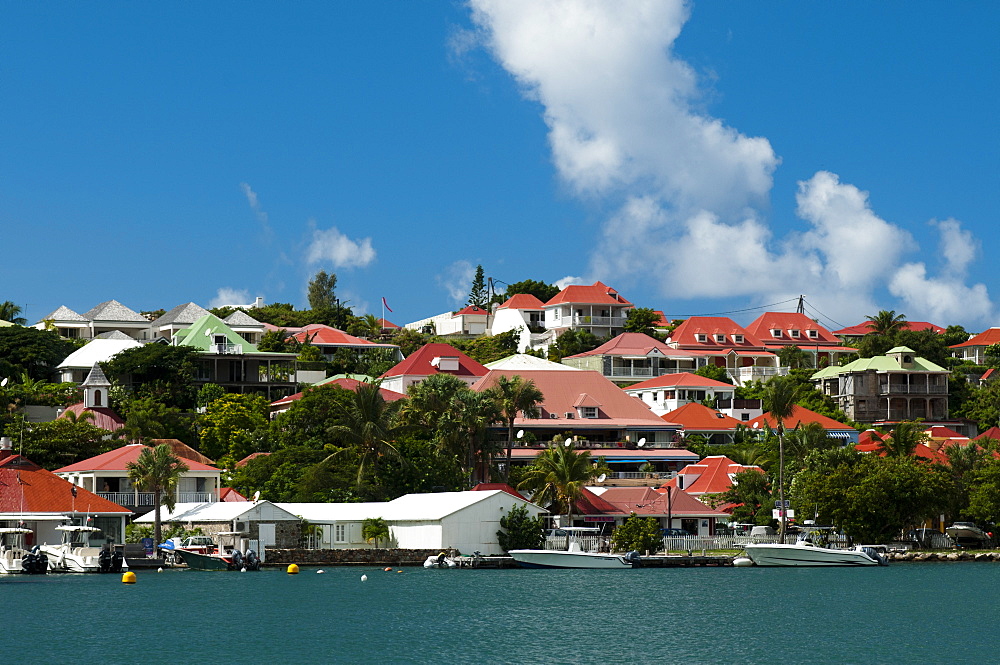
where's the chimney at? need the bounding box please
[0,436,12,461]
[253,296,264,309]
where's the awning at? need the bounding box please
[828,432,853,440]
[605,459,649,464]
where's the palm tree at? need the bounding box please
[327,381,412,486]
[126,443,189,546]
[0,301,26,325]
[865,310,907,337]
[488,375,544,482]
[361,517,390,548]
[762,375,799,542]
[517,443,599,526]
[874,421,927,457]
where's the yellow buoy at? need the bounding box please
[122,571,137,584]
[287,563,300,575]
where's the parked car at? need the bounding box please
[660,528,692,537]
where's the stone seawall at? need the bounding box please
[890,550,1000,562]
[264,548,457,566]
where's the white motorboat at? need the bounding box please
[0,527,48,574]
[945,522,991,547]
[423,552,457,568]
[509,527,640,569]
[42,525,126,573]
[743,528,887,567]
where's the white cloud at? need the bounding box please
[240,182,271,235]
[438,260,475,305]
[305,225,376,269]
[467,0,995,327]
[554,275,585,290]
[210,287,252,309]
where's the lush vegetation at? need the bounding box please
[496,504,545,552]
[610,513,662,553]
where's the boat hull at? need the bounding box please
[176,549,235,571]
[509,550,634,569]
[744,543,880,566]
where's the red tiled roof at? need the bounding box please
[218,487,249,502]
[564,332,706,360]
[381,343,488,379]
[545,281,632,307]
[148,439,215,465]
[973,426,1000,442]
[600,486,727,517]
[0,455,130,514]
[951,328,1000,349]
[834,321,946,337]
[59,404,125,432]
[667,317,766,349]
[497,293,545,310]
[55,444,220,473]
[471,483,528,501]
[744,312,841,346]
[292,324,391,347]
[236,452,271,468]
[855,438,947,463]
[271,379,407,408]
[626,372,733,391]
[378,318,400,329]
[661,403,743,431]
[660,455,763,496]
[925,426,967,441]
[454,305,489,316]
[747,405,854,431]
[574,487,627,515]
[473,369,672,428]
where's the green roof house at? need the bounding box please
[811,347,949,425]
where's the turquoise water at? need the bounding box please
[4,563,996,664]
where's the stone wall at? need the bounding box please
[264,548,456,566]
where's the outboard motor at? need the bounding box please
[111,549,125,573]
[23,546,49,575]
[98,547,113,573]
[861,546,889,566]
[229,549,244,571]
[244,550,261,571]
[624,550,642,567]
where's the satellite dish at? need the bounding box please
[752,422,759,429]
[564,440,572,447]
[252,490,261,502]
[0,377,7,387]
[637,438,646,447]
[516,430,524,439]
[597,474,607,483]
[204,327,214,337]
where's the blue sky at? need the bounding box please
[2,2,997,332]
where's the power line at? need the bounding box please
[669,297,800,319]
[801,299,848,331]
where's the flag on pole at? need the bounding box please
[381,297,393,313]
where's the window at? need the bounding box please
[696,334,707,343]
[741,413,750,421]
[93,389,102,407]
[807,329,819,339]
[771,329,782,337]
[580,407,598,418]
[714,334,726,343]
[335,524,346,543]
[732,334,744,343]
[789,329,801,338]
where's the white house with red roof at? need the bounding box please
[543,281,633,340]
[379,343,488,394]
[561,332,705,384]
[0,440,131,547]
[623,371,736,415]
[57,363,125,433]
[490,293,547,352]
[405,306,490,337]
[950,328,1000,364]
[473,369,696,480]
[744,312,856,367]
[665,316,783,385]
[660,455,764,502]
[55,443,224,513]
[591,485,729,535]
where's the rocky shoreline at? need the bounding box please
[888,550,1000,562]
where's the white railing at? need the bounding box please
[210,343,243,355]
[609,472,675,480]
[609,366,655,377]
[97,491,216,506]
[177,492,215,503]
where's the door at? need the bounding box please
[258,523,276,548]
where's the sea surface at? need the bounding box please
[4,562,996,664]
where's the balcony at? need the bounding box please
[878,384,948,395]
[549,315,628,329]
[97,492,217,507]
[210,343,243,355]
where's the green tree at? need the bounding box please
[548,328,601,362]
[496,504,545,552]
[387,328,431,357]
[762,375,799,541]
[198,393,271,463]
[196,383,226,409]
[126,443,190,546]
[308,270,339,312]
[116,396,188,444]
[0,326,78,381]
[227,447,332,502]
[694,365,733,385]
[501,279,560,304]
[623,308,660,336]
[257,328,292,352]
[706,468,773,525]
[966,459,1000,524]
[777,345,813,370]
[3,414,112,469]
[871,421,928,457]
[517,444,600,524]
[865,310,908,337]
[102,345,200,409]
[941,443,990,523]
[377,435,466,498]
[0,301,26,325]
[269,385,356,451]
[467,264,488,310]
[453,329,520,365]
[488,375,544,482]
[327,381,414,486]
[610,513,662,553]
[362,517,391,548]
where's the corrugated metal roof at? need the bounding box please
[58,339,143,369]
